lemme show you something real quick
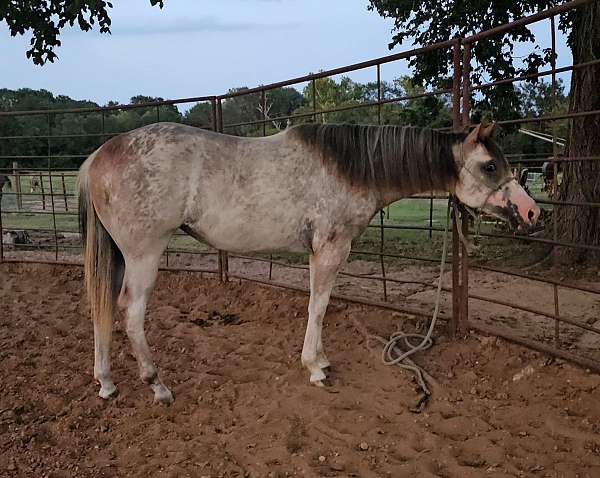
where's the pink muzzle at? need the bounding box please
[485,179,540,227]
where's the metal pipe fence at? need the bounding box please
[1,0,599,372]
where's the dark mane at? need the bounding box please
[292,123,464,192]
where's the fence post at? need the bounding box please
[550,15,561,347]
[39,171,46,210]
[262,89,275,281]
[377,63,388,301]
[312,79,318,123]
[212,98,223,282]
[47,113,59,261]
[12,161,22,210]
[61,172,68,211]
[451,38,464,335]
[214,97,229,282]
[459,40,471,330]
[429,195,434,239]
[0,181,4,262]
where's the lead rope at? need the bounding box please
[455,203,480,254]
[373,198,452,412]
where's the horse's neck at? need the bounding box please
[376,182,451,208]
[374,134,457,207]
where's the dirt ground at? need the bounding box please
[1,263,600,478]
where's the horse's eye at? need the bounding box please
[484,162,497,173]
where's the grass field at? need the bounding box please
[2,171,79,233]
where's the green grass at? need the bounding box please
[2,171,79,233]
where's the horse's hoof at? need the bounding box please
[312,378,339,392]
[153,386,174,405]
[312,377,335,387]
[309,368,327,384]
[98,385,118,400]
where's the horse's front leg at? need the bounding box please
[302,236,351,386]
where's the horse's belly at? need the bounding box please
[186,216,307,254]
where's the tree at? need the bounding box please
[296,75,451,127]
[218,88,263,136]
[499,80,568,159]
[367,0,565,118]
[0,89,186,170]
[1,0,164,65]
[130,95,182,124]
[0,88,104,170]
[391,77,452,128]
[184,102,213,129]
[262,87,305,130]
[554,2,600,260]
[368,0,600,259]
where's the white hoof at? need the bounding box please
[152,384,174,405]
[98,384,118,399]
[309,368,327,384]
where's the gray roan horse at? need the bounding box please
[79,120,540,403]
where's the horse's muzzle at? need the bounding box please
[483,180,540,229]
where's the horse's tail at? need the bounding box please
[78,157,124,345]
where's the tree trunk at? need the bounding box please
[555,2,600,261]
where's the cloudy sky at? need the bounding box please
[1,0,572,107]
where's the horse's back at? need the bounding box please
[81,123,317,253]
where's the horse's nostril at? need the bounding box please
[528,208,537,223]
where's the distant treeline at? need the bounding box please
[0,77,566,170]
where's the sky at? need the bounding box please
[1,0,572,109]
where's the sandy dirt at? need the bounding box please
[1,262,600,477]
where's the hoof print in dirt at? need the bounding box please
[190,311,241,328]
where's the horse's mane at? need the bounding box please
[291,123,464,192]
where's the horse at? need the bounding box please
[29,176,41,193]
[78,120,540,403]
[541,160,561,196]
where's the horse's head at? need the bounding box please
[452,120,540,229]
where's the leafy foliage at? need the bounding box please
[295,75,452,128]
[0,0,164,65]
[498,79,568,158]
[0,89,181,170]
[367,0,572,118]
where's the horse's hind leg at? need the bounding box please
[95,322,118,399]
[302,236,351,385]
[118,251,173,404]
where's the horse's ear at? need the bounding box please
[478,120,496,140]
[465,120,496,143]
[465,124,480,143]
